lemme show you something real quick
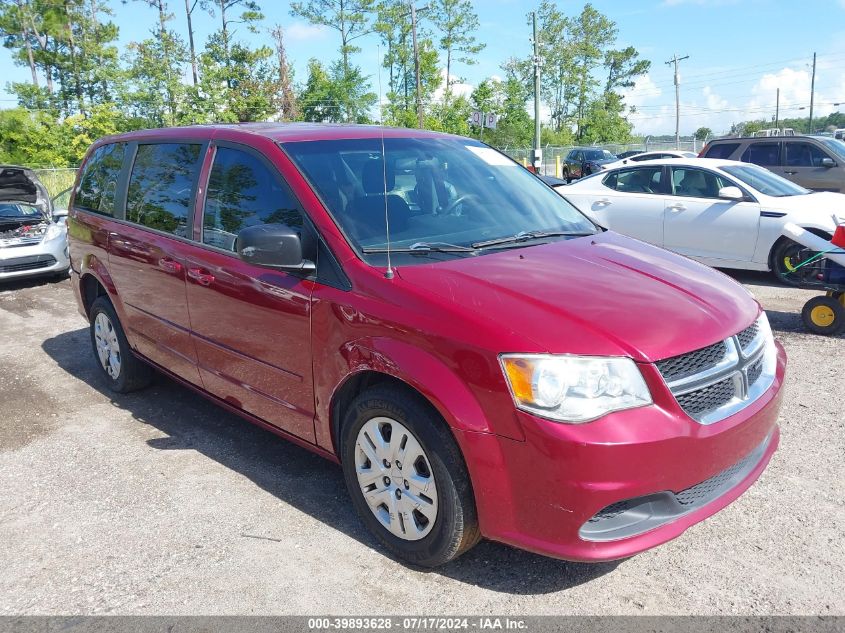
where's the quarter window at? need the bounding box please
[75,143,126,215]
[671,168,731,198]
[784,143,830,167]
[202,147,303,252]
[740,142,780,167]
[703,143,740,160]
[126,143,203,237]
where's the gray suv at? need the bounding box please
[701,135,845,192]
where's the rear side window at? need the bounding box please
[703,143,740,159]
[784,142,830,167]
[604,167,662,194]
[126,143,203,237]
[75,143,125,215]
[202,146,303,252]
[741,142,780,167]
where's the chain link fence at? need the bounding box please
[31,168,78,198]
[502,139,705,177]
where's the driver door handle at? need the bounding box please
[667,203,686,211]
[784,170,798,175]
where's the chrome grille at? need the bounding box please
[737,322,760,351]
[656,315,775,425]
[655,341,727,383]
[747,358,763,386]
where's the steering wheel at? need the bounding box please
[441,193,480,216]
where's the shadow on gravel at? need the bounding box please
[0,273,68,293]
[42,327,618,594]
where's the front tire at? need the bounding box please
[770,234,830,286]
[340,386,480,567]
[89,296,153,393]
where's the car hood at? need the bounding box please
[0,165,52,216]
[764,191,845,222]
[396,232,759,362]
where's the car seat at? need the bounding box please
[347,158,410,242]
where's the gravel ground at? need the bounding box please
[0,271,842,616]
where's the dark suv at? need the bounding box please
[701,135,845,192]
[562,147,617,182]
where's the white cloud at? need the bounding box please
[284,22,329,42]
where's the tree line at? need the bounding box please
[0,0,651,167]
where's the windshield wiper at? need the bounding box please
[472,230,594,249]
[362,241,477,254]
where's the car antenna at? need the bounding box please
[377,46,394,280]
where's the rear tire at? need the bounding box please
[801,295,845,336]
[340,386,480,567]
[89,296,154,393]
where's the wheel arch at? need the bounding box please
[768,226,834,271]
[326,338,503,459]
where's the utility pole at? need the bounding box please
[775,88,780,131]
[665,53,689,149]
[410,3,424,129]
[400,4,428,128]
[809,52,817,134]
[532,12,542,173]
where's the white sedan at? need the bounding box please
[603,150,698,170]
[556,158,841,279]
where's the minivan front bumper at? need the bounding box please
[453,342,785,562]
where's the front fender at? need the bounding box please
[340,337,494,434]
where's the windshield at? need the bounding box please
[0,203,41,219]
[721,164,809,197]
[584,149,615,161]
[817,137,845,161]
[283,137,597,263]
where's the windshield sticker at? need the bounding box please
[465,146,517,166]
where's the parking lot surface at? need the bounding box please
[0,272,842,615]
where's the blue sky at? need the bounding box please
[2,0,844,135]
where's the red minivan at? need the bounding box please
[68,124,785,567]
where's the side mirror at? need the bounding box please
[237,223,315,272]
[821,157,836,168]
[718,186,746,201]
[53,209,68,225]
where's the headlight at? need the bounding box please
[500,354,652,423]
[44,223,65,241]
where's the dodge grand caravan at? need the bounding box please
[68,124,785,567]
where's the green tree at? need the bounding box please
[429,0,483,104]
[298,58,374,123]
[375,1,440,126]
[196,31,278,122]
[291,0,376,122]
[124,1,190,126]
[694,126,712,141]
[204,0,263,88]
[122,29,188,126]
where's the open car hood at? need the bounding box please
[0,165,52,216]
